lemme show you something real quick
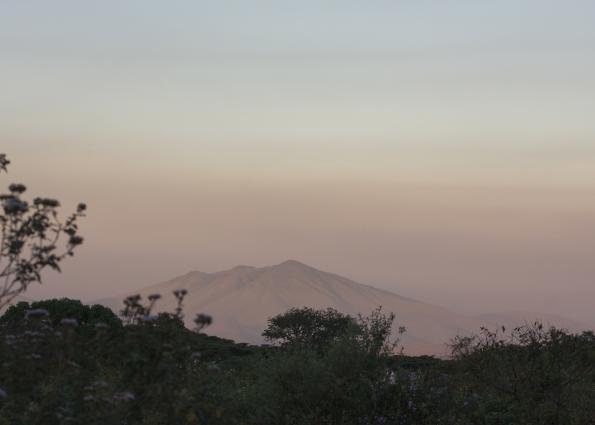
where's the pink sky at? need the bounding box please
[2,2,595,323]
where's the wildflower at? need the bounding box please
[4,335,17,346]
[148,294,161,301]
[9,240,24,253]
[33,197,60,208]
[91,380,109,388]
[114,392,135,402]
[124,294,142,305]
[68,236,84,246]
[0,154,9,171]
[206,363,220,372]
[25,309,50,319]
[60,318,78,327]
[77,202,87,212]
[173,289,188,297]
[8,183,26,194]
[194,313,212,331]
[3,197,28,214]
[387,369,397,385]
[140,315,157,322]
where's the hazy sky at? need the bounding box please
[1,1,594,323]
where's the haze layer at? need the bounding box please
[1,2,594,322]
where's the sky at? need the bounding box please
[1,1,594,323]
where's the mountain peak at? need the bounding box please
[230,265,256,272]
[274,259,314,269]
[102,261,588,356]
[100,260,477,356]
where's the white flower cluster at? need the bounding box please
[60,318,78,327]
[113,392,135,402]
[25,309,49,320]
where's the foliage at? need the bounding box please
[0,298,121,332]
[0,300,593,424]
[0,297,256,425]
[232,307,403,424]
[450,323,595,425]
[0,154,85,309]
[357,307,402,356]
[262,306,356,350]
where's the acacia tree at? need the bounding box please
[0,153,85,309]
[263,307,357,350]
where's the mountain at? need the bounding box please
[98,260,590,356]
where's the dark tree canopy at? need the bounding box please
[262,306,356,349]
[0,298,121,330]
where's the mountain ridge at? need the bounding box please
[98,260,591,356]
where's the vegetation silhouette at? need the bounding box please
[262,306,357,350]
[0,154,85,310]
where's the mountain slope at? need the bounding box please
[99,260,591,356]
[100,261,482,355]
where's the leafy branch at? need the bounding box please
[0,154,86,309]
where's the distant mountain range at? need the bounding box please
[99,260,592,356]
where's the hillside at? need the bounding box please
[99,260,591,356]
[101,261,476,355]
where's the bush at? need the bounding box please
[451,323,595,425]
[0,301,593,424]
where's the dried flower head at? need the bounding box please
[8,183,26,194]
[33,197,60,208]
[3,197,28,214]
[68,236,84,246]
[0,154,9,172]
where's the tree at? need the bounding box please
[357,306,400,356]
[236,308,404,424]
[263,307,356,350]
[0,154,85,309]
[0,298,121,330]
